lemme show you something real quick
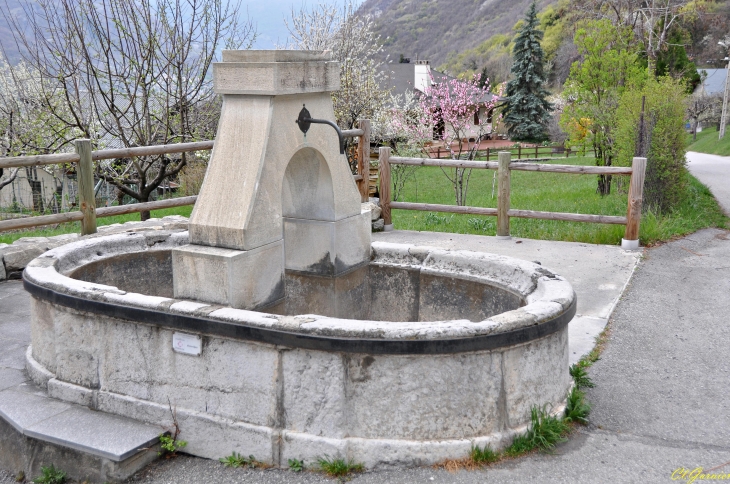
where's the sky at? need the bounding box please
[245,0,365,49]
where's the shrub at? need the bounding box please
[178,160,207,196]
[158,433,187,457]
[32,465,66,484]
[614,77,689,213]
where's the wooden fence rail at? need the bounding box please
[432,144,574,161]
[379,148,647,249]
[0,120,372,235]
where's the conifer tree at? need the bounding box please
[503,2,552,142]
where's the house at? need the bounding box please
[0,166,71,214]
[696,68,728,97]
[381,59,497,142]
[692,68,728,132]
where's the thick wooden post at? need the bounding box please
[518,145,521,159]
[75,139,97,235]
[379,147,393,231]
[622,157,646,249]
[357,119,371,202]
[497,151,511,239]
[535,146,538,158]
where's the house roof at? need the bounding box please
[381,62,495,104]
[697,68,728,96]
[381,63,425,97]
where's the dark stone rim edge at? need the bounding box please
[23,274,575,355]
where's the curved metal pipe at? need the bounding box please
[295,104,345,154]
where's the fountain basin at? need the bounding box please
[23,230,575,468]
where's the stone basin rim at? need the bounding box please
[22,276,575,355]
[21,232,577,355]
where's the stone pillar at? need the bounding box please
[173,50,371,310]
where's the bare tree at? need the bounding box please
[284,1,391,174]
[573,0,704,74]
[687,91,721,141]
[3,0,255,219]
[0,167,18,191]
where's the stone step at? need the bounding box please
[0,366,161,482]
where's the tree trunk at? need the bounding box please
[597,174,612,195]
[139,190,152,221]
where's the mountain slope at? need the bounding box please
[358,0,553,67]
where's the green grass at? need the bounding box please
[564,387,592,425]
[219,452,266,469]
[569,364,595,389]
[469,444,500,464]
[504,406,569,457]
[316,455,364,477]
[687,126,730,156]
[391,156,728,246]
[0,205,193,245]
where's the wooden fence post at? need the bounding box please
[497,151,511,239]
[535,146,538,158]
[622,156,646,249]
[486,147,490,161]
[379,147,393,231]
[357,119,371,202]
[518,145,521,159]
[75,139,97,235]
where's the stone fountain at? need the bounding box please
[22,51,576,469]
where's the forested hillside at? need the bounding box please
[358,0,554,68]
[360,0,730,85]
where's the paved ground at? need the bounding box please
[687,151,730,215]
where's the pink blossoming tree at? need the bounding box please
[392,73,498,205]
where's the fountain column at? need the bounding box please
[172,50,371,310]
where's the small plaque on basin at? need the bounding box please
[172,332,202,356]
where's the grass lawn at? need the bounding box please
[2,155,727,247]
[0,205,193,245]
[687,126,730,156]
[391,156,728,246]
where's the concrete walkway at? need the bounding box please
[687,151,730,214]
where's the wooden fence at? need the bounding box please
[378,148,647,249]
[0,121,371,234]
[431,144,574,161]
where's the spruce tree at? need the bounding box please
[503,2,552,142]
